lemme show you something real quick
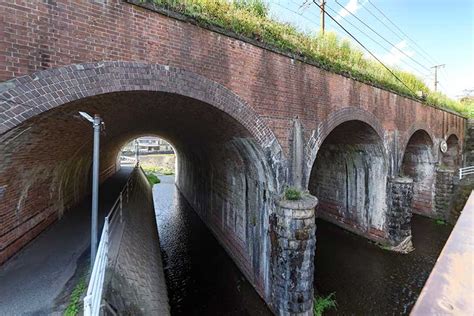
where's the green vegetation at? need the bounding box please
[435,219,447,225]
[64,277,87,316]
[142,165,174,175]
[285,187,302,200]
[142,0,472,116]
[314,292,337,316]
[146,172,161,185]
[378,243,392,251]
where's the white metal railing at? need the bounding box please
[459,166,474,180]
[84,220,108,316]
[83,166,137,316]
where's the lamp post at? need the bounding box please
[79,111,103,267]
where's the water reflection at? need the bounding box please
[153,175,272,315]
[153,175,452,315]
[314,215,452,315]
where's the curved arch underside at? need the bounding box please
[0,90,276,299]
[308,120,388,239]
[400,130,435,216]
[442,134,460,170]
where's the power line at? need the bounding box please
[334,0,432,73]
[324,4,427,77]
[273,2,320,28]
[366,0,439,65]
[310,0,418,96]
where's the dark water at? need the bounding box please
[153,176,272,316]
[153,175,452,315]
[314,215,453,315]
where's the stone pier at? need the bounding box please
[272,195,318,315]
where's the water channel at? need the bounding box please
[153,175,452,315]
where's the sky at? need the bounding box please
[268,0,474,99]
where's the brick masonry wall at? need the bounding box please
[0,0,467,310]
[176,137,277,303]
[434,169,455,220]
[400,130,436,217]
[308,121,388,242]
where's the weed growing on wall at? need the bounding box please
[285,187,302,200]
[314,292,337,316]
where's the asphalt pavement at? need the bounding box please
[0,167,132,315]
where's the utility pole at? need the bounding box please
[431,64,445,92]
[320,0,326,34]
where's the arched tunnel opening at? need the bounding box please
[400,130,435,217]
[0,90,275,314]
[308,120,388,237]
[442,134,460,170]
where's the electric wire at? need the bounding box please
[324,4,427,77]
[311,0,419,96]
[334,0,432,72]
[366,0,439,65]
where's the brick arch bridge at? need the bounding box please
[0,1,465,315]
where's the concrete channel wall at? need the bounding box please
[411,191,474,315]
[104,168,170,315]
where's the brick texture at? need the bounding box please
[0,0,466,311]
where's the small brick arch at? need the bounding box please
[398,123,436,172]
[304,107,386,187]
[443,133,461,169]
[0,61,280,154]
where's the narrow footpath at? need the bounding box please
[0,167,133,315]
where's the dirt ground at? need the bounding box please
[140,154,176,171]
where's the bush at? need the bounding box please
[285,187,302,200]
[145,0,469,116]
[314,292,337,316]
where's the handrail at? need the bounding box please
[84,165,138,316]
[459,166,474,180]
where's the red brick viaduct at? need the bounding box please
[0,1,465,314]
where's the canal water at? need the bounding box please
[314,215,453,315]
[153,175,272,316]
[153,175,452,315]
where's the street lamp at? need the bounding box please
[78,111,103,267]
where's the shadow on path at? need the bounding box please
[0,167,133,315]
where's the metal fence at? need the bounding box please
[459,166,474,180]
[84,166,137,316]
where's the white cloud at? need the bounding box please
[382,40,414,67]
[335,0,365,22]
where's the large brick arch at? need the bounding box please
[304,107,386,187]
[0,61,281,155]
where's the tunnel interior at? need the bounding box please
[400,130,435,216]
[0,91,275,296]
[441,134,460,170]
[308,120,388,238]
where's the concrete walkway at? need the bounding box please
[0,167,133,315]
[105,169,170,315]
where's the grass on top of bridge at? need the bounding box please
[143,0,472,117]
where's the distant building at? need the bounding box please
[122,137,174,154]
